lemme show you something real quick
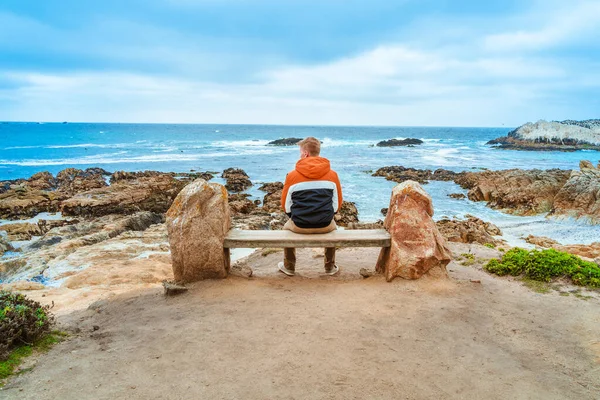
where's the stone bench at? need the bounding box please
[167,179,451,283]
[223,229,391,270]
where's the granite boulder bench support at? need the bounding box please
[376,180,452,281]
[166,179,231,282]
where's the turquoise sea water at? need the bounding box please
[1,122,599,246]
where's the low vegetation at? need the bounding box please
[485,248,600,288]
[459,253,476,266]
[261,248,282,257]
[1,291,55,360]
[0,290,60,384]
[0,331,67,384]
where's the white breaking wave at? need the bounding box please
[0,152,200,166]
[211,139,271,147]
[4,143,133,150]
[46,143,129,149]
[0,147,280,166]
[420,147,477,166]
[321,137,374,147]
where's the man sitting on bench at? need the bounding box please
[278,137,343,276]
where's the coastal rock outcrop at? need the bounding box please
[0,219,75,242]
[0,235,14,255]
[334,201,359,227]
[232,211,288,230]
[258,182,283,213]
[222,168,252,193]
[258,182,284,194]
[487,119,600,151]
[228,193,258,215]
[525,235,600,260]
[166,179,231,282]
[60,174,187,217]
[0,212,165,282]
[0,222,43,241]
[376,181,451,281]
[373,166,463,184]
[110,170,214,184]
[549,161,600,223]
[268,138,303,146]
[0,187,64,219]
[455,168,571,215]
[27,172,57,191]
[436,215,504,246]
[376,138,423,147]
[56,168,109,195]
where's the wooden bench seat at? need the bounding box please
[224,229,391,248]
[223,229,391,271]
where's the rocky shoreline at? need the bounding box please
[488,119,600,151]
[0,166,362,283]
[2,159,600,285]
[373,160,600,223]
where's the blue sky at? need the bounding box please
[1,0,599,126]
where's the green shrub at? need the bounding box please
[485,248,600,288]
[0,291,54,361]
[484,243,495,249]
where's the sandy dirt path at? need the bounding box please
[2,246,600,399]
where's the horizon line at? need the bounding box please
[0,120,514,129]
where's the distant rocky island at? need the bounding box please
[488,119,600,151]
[267,138,303,146]
[376,138,423,147]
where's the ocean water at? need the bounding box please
[1,122,599,246]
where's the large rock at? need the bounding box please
[56,168,109,195]
[0,186,64,219]
[436,215,504,245]
[222,168,252,193]
[0,234,14,255]
[232,211,288,230]
[455,168,571,215]
[373,166,463,185]
[550,161,600,224]
[334,201,359,227]
[376,138,423,147]
[487,119,600,151]
[258,182,283,213]
[376,181,451,281]
[61,174,187,217]
[0,222,43,241]
[268,138,303,146]
[228,193,258,215]
[166,179,231,282]
[27,172,57,191]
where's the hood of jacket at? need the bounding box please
[295,156,331,179]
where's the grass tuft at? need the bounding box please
[261,248,282,257]
[0,331,67,384]
[485,248,600,289]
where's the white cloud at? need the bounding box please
[484,0,600,52]
[1,1,599,126]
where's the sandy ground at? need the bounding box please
[2,244,600,399]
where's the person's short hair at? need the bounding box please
[298,137,321,156]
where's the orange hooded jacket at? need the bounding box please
[281,156,343,228]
